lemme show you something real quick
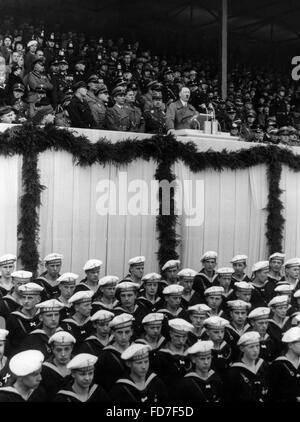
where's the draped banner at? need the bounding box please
[0,155,21,258]
[38,151,159,279]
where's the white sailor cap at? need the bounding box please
[274,284,294,294]
[248,307,270,319]
[187,340,214,355]
[67,353,98,370]
[116,281,139,292]
[35,299,65,312]
[68,290,94,305]
[0,254,17,265]
[168,318,194,333]
[9,350,44,376]
[237,331,260,347]
[121,343,151,361]
[98,275,119,287]
[268,294,289,307]
[44,253,63,263]
[0,329,9,341]
[49,331,76,345]
[161,259,180,271]
[216,267,234,275]
[252,261,269,273]
[203,316,229,329]
[201,251,218,262]
[142,273,162,283]
[109,313,135,329]
[57,272,78,284]
[204,286,224,296]
[27,40,38,47]
[284,258,300,268]
[282,326,300,343]
[230,255,248,264]
[83,259,103,271]
[162,284,184,296]
[269,252,285,261]
[11,270,32,279]
[142,312,164,325]
[234,281,254,291]
[19,282,44,295]
[177,268,197,278]
[294,289,300,298]
[128,256,145,266]
[187,304,211,314]
[227,300,251,311]
[90,310,115,322]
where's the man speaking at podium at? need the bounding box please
[165,86,199,136]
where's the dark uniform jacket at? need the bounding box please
[180,290,203,309]
[224,359,269,402]
[54,382,110,402]
[60,316,93,352]
[192,269,219,299]
[0,385,47,402]
[0,294,21,319]
[92,299,118,315]
[78,334,113,356]
[211,341,232,379]
[0,357,11,387]
[175,369,223,402]
[165,100,198,131]
[67,96,95,128]
[6,311,40,356]
[144,108,166,134]
[109,372,168,402]
[250,279,277,308]
[126,103,145,132]
[35,275,60,300]
[268,356,300,402]
[105,104,131,131]
[86,91,107,129]
[40,359,73,402]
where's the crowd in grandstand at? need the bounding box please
[0,251,300,402]
[0,21,299,144]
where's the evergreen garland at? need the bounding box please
[0,123,298,271]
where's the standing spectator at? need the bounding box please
[67,81,95,128]
[144,91,166,134]
[125,87,144,132]
[24,39,38,74]
[105,86,131,131]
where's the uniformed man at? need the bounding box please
[123,256,145,286]
[161,67,177,106]
[144,91,166,134]
[75,259,103,296]
[230,255,251,283]
[40,331,76,401]
[186,304,211,345]
[0,329,10,387]
[274,283,294,307]
[91,275,118,314]
[248,307,279,363]
[20,299,65,358]
[0,349,46,402]
[125,87,145,132]
[137,273,163,314]
[60,290,94,349]
[204,286,226,317]
[109,343,168,402]
[283,258,300,291]
[152,318,193,399]
[36,252,63,299]
[9,84,28,121]
[0,254,16,298]
[78,310,114,355]
[177,268,202,309]
[0,270,31,320]
[193,251,219,299]
[55,272,77,319]
[113,281,147,335]
[24,57,53,104]
[155,262,174,290]
[268,252,285,283]
[216,267,235,300]
[165,86,199,135]
[229,281,255,305]
[157,284,187,327]
[54,353,109,402]
[136,312,166,353]
[225,300,252,360]
[224,331,269,402]
[95,313,134,391]
[268,326,300,402]
[105,86,131,131]
[67,80,95,128]
[203,316,232,379]
[268,295,290,354]
[250,261,276,308]
[176,340,223,402]
[6,282,44,357]
[93,83,109,129]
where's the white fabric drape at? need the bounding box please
[173,162,268,275]
[280,164,300,259]
[38,151,158,279]
[0,155,21,258]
